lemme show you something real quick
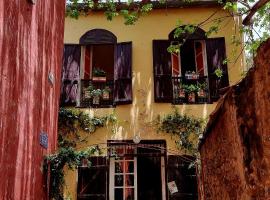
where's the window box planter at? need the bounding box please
[92,76,106,82]
[185,71,199,80]
[93,68,106,82]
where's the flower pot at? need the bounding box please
[83,89,91,99]
[92,96,100,105]
[92,76,106,82]
[102,91,110,100]
[178,89,185,98]
[197,89,206,98]
[188,92,196,103]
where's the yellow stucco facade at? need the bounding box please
[63,6,244,199]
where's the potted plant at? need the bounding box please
[197,82,207,98]
[185,71,199,80]
[102,86,111,100]
[92,68,106,82]
[184,84,198,103]
[83,84,94,99]
[90,89,102,105]
[178,84,186,98]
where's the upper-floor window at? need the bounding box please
[60,29,132,108]
[153,27,229,104]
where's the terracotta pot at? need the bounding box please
[92,96,100,105]
[197,89,206,98]
[188,92,196,103]
[178,89,185,98]
[102,91,110,100]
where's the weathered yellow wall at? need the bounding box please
[63,7,244,199]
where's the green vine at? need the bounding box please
[66,0,154,25]
[157,108,205,155]
[58,107,117,148]
[44,107,117,200]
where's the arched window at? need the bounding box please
[153,26,229,104]
[61,29,133,107]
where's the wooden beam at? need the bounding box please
[243,0,270,25]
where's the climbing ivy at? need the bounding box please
[66,0,154,25]
[157,108,205,155]
[44,107,117,200]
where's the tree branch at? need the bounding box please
[243,0,270,25]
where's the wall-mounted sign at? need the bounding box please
[40,131,48,149]
[168,181,178,194]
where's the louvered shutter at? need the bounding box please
[153,40,172,103]
[206,37,229,101]
[114,42,133,104]
[61,44,81,106]
[77,157,108,200]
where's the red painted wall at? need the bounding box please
[0,0,65,199]
[199,39,270,200]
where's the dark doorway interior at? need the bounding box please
[137,147,162,200]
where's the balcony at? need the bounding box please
[172,76,210,104]
[80,79,115,108]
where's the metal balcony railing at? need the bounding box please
[172,76,210,104]
[80,79,115,108]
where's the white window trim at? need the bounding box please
[194,40,208,76]
[109,157,138,200]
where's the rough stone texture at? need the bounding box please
[0,0,65,199]
[199,39,270,200]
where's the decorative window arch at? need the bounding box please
[61,29,132,107]
[168,26,207,41]
[153,26,229,104]
[80,28,117,45]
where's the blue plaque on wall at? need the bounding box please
[40,131,48,149]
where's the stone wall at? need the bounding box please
[199,39,270,200]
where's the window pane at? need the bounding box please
[115,175,124,186]
[115,162,124,173]
[125,188,134,200]
[115,188,124,200]
[125,161,134,173]
[125,175,134,186]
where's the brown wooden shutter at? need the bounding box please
[77,157,108,200]
[167,155,198,200]
[153,40,172,103]
[61,44,81,106]
[114,42,132,104]
[206,37,229,101]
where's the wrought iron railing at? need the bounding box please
[172,76,210,104]
[80,79,115,108]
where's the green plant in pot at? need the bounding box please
[177,84,186,98]
[93,68,106,81]
[102,86,111,100]
[197,82,207,98]
[90,89,102,105]
[183,84,198,103]
[84,83,94,99]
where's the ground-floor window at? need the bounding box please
[108,140,166,200]
[76,141,198,200]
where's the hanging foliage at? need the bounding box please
[44,107,117,200]
[157,108,205,155]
